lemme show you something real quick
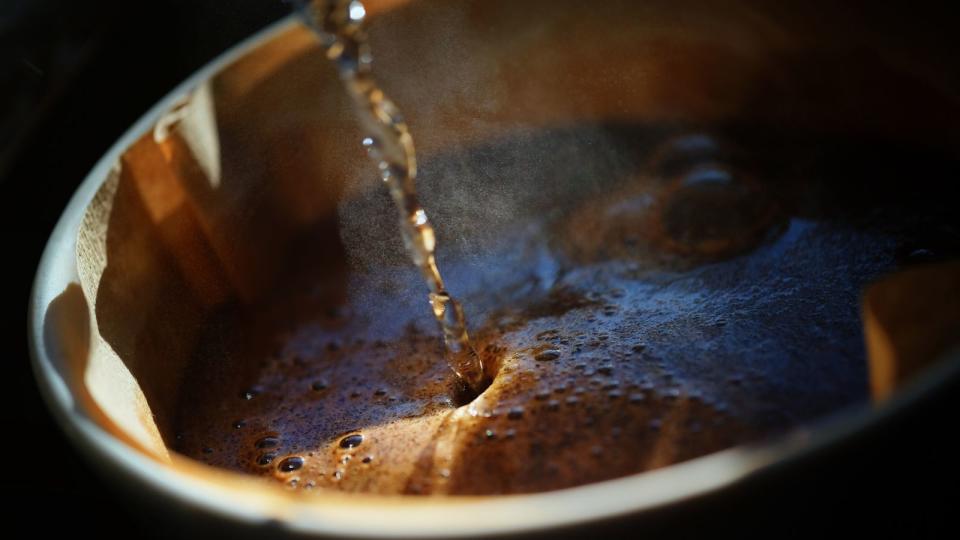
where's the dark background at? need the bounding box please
[1,0,957,536]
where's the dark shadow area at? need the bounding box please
[3,0,285,536]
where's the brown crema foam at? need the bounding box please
[173,277,756,495]
[172,123,951,495]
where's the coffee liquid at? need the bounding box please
[297,0,487,396]
[170,1,951,496]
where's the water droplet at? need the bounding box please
[240,386,262,400]
[311,381,328,392]
[339,433,364,448]
[597,366,614,375]
[608,390,622,400]
[566,396,580,406]
[341,455,352,464]
[374,388,387,396]
[379,161,407,183]
[362,456,372,464]
[505,428,516,439]
[507,407,524,420]
[232,420,246,429]
[534,391,550,401]
[257,452,277,466]
[413,208,428,226]
[484,429,496,439]
[202,446,214,454]
[535,350,561,362]
[347,0,366,23]
[256,436,280,449]
[278,456,304,473]
[333,470,343,480]
[547,400,560,411]
[629,393,646,404]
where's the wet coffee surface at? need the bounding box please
[173,124,958,494]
